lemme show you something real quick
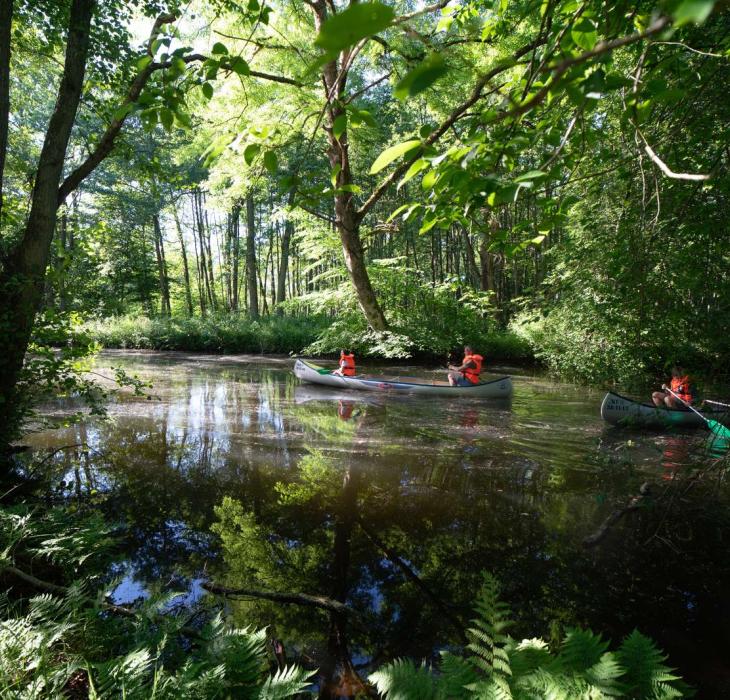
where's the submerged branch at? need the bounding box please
[202,582,354,615]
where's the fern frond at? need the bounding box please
[369,658,437,700]
[554,627,610,673]
[617,630,688,699]
[435,651,479,699]
[257,664,315,699]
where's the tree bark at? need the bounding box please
[171,197,193,316]
[245,191,259,318]
[231,202,241,311]
[309,0,388,331]
[152,214,171,316]
[276,214,293,312]
[0,0,95,428]
[0,0,12,224]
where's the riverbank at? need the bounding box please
[82,314,535,363]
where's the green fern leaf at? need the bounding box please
[369,658,437,699]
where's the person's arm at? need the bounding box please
[449,360,476,372]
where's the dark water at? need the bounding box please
[24,351,730,697]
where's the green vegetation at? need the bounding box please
[0,501,690,698]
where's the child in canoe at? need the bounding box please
[332,349,356,377]
[652,365,695,408]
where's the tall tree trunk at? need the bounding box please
[0,0,12,225]
[152,214,171,316]
[231,202,241,311]
[193,190,213,312]
[276,192,294,313]
[245,191,259,318]
[308,0,387,331]
[0,0,95,432]
[171,197,193,316]
[203,206,218,311]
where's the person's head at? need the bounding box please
[464,345,473,355]
[671,364,685,377]
[341,349,352,357]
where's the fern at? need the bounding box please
[617,630,687,699]
[369,658,437,699]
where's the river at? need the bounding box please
[23,350,730,697]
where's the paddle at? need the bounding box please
[665,387,730,439]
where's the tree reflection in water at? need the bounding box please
[21,353,730,696]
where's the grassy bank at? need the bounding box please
[83,314,535,363]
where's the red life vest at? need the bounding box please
[462,354,483,384]
[340,352,356,377]
[670,375,693,403]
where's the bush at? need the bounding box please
[83,314,330,354]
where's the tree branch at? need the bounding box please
[202,582,354,615]
[642,140,712,181]
[357,38,544,220]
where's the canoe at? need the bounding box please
[600,391,729,428]
[293,359,513,398]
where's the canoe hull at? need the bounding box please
[600,391,727,428]
[294,359,513,398]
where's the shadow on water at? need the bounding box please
[22,351,730,697]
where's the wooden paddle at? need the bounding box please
[665,387,730,439]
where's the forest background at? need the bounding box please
[0,0,728,432]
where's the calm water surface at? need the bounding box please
[25,351,730,697]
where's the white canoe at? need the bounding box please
[600,391,728,428]
[294,359,513,398]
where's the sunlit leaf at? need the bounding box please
[333,114,347,140]
[264,151,278,174]
[315,2,395,55]
[244,143,261,165]
[571,18,597,50]
[370,139,421,174]
[673,0,715,26]
[394,54,449,100]
[212,41,228,55]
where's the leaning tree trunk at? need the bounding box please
[309,0,388,332]
[152,214,171,316]
[245,191,259,318]
[0,0,12,224]
[0,0,95,432]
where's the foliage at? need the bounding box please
[83,313,330,354]
[0,503,315,698]
[369,574,691,699]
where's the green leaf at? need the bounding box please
[174,110,192,129]
[571,18,597,50]
[229,56,250,76]
[244,143,261,165]
[330,163,342,187]
[112,103,133,122]
[369,139,421,174]
[673,0,715,26]
[394,54,449,100]
[333,114,347,140]
[212,41,229,55]
[398,158,429,189]
[159,107,174,131]
[136,55,152,72]
[201,82,214,100]
[514,169,546,183]
[264,151,278,174]
[315,2,395,55]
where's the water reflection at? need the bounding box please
[23,351,730,697]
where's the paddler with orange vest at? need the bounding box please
[332,349,356,377]
[448,345,483,387]
[652,365,694,408]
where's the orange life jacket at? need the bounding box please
[462,354,483,384]
[340,352,356,377]
[670,375,693,403]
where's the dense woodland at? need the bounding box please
[0,0,729,695]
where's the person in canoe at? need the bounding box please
[652,365,695,408]
[332,349,356,377]
[448,345,483,386]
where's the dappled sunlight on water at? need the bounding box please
[24,351,730,696]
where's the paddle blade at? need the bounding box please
[708,419,730,439]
